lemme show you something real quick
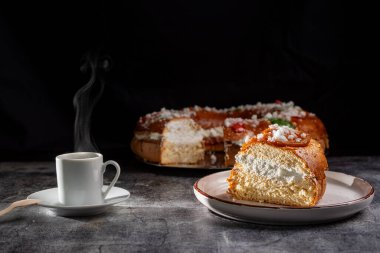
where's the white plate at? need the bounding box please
[27,186,130,216]
[194,171,374,225]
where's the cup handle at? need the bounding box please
[101,160,121,199]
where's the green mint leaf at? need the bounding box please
[269,118,295,128]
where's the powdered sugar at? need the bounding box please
[267,125,295,142]
[139,107,196,128]
[257,133,264,140]
[264,124,309,144]
[139,101,308,129]
[224,117,261,128]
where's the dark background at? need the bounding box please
[0,2,375,161]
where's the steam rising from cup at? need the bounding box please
[73,51,111,152]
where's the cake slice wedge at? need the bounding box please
[160,118,205,164]
[227,124,328,207]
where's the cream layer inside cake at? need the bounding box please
[231,143,316,206]
[160,118,205,164]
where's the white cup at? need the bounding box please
[56,152,121,206]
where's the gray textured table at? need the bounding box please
[0,156,379,253]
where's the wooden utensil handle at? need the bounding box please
[0,199,40,217]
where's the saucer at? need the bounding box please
[27,186,130,216]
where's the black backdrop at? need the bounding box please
[0,2,375,160]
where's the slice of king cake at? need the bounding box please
[227,124,328,207]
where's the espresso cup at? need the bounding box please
[56,152,121,206]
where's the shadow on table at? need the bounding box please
[52,206,121,222]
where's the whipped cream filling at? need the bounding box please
[231,135,254,146]
[236,152,307,184]
[135,132,162,141]
[136,126,223,142]
[201,126,223,138]
[164,119,203,144]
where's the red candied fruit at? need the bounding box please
[231,123,245,133]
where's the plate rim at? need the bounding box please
[27,186,130,209]
[194,170,375,210]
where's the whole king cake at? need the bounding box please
[227,124,328,207]
[131,101,329,167]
